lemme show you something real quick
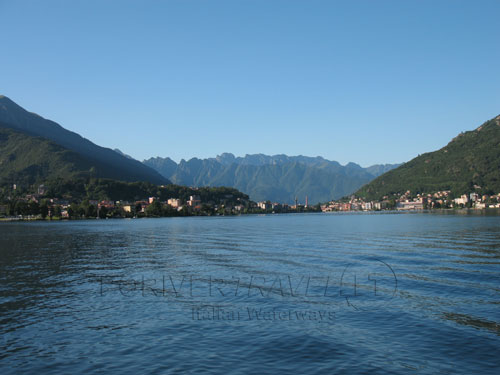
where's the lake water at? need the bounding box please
[0,212,499,374]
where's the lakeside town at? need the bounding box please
[321,190,500,212]
[0,183,321,220]
[3,182,500,221]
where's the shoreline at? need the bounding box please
[2,208,500,223]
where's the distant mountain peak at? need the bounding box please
[144,153,400,203]
[345,162,363,169]
[217,152,235,158]
[215,153,236,165]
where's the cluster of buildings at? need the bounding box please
[449,192,500,209]
[121,195,205,214]
[255,196,317,213]
[77,194,249,217]
[0,184,250,218]
[321,200,389,212]
[256,201,300,212]
[6,181,500,218]
[2,183,322,219]
[256,201,291,211]
[321,190,500,212]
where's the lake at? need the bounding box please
[0,212,499,374]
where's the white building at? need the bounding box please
[167,198,182,208]
[257,201,270,210]
[396,201,424,210]
[454,195,469,205]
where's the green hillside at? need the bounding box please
[0,125,252,209]
[0,95,168,184]
[0,125,159,186]
[0,125,97,185]
[356,115,500,200]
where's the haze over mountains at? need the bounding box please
[0,96,169,185]
[144,154,399,204]
[356,114,500,200]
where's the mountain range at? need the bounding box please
[12,93,495,206]
[0,96,169,185]
[356,114,500,200]
[0,95,398,203]
[143,154,399,204]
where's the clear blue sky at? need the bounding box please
[1,0,499,166]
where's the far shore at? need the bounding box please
[3,207,500,223]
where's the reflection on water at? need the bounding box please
[0,212,499,374]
